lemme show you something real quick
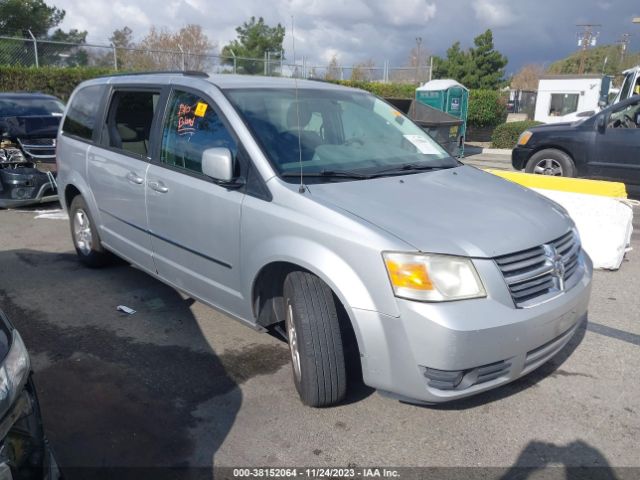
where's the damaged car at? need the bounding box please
[0,93,63,208]
[0,309,60,479]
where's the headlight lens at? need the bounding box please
[0,331,31,413]
[383,252,486,302]
[517,130,533,146]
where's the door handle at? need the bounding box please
[148,180,169,193]
[126,171,144,185]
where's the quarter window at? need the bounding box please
[160,90,237,174]
[62,85,105,140]
[105,91,159,157]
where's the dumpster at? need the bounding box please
[385,97,464,157]
[415,79,469,156]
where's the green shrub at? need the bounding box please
[0,66,113,101]
[467,89,507,128]
[330,80,417,99]
[491,120,543,149]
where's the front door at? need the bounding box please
[88,88,161,272]
[145,88,245,314]
[593,100,640,185]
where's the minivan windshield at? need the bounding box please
[226,88,457,180]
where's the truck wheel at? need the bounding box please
[69,195,110,268]
[283,271,347,407]
[525,149,576,177]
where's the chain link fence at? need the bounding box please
[0,35,432,83]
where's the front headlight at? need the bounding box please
[383,252,486,302]
[0,331,31,413]
[517,130,533,146]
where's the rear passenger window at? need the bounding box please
[160,90,237,174]
[105,91,159,157]
[62,85,104,140]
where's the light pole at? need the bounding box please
[415,37,422,84]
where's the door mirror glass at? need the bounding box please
[202,148,233,181]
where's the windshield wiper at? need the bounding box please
[370,163,452,177]
[281,169,373,179]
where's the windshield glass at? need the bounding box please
[226,88,456,179]
[618,73,634,102]
[0,97,65,118]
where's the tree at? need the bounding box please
[432,30,508,89]
[0,0,88,67]
[221,16,285,75]
[325,55,341,80]
[0,0,64,37]
[42,28,88,66]
[511,64,544,91]
[132,24,215,71]
[469,30,508,89]
[547,44,640,79]
[350,59,376,81]
[110,26,134,70]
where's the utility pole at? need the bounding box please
[576,24,600,74]
[616,33,631,65]
[415,37,422,84]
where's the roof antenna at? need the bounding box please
[291,15,305,194]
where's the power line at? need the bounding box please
[576,24,601,74]
[616,33,631,64]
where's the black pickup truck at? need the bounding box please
[0,93,64,208]
[512,95,640,192]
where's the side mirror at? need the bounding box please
[202,147,234,182]
[596,115,606,133]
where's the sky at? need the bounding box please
[51,0,640,75]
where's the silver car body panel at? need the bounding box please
[56,73,593,403]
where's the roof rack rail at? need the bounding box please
[98,70,209,78]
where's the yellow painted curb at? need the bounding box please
[486,169,627,199]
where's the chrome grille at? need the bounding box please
[495,231,581,308]
[17,138,56,161]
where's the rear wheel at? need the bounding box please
[69,195,111,268]
[525,149,576,177]
[283,271,347,407]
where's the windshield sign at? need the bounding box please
[226,89,457,181]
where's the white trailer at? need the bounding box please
[534,74,609,124]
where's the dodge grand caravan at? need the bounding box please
[56,73,592,407]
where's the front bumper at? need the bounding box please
[353,253,593,404]
[0,377,60,480]
[0,168,58,208]
[512,146,533,171]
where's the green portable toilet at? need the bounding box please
[416,79,469,156]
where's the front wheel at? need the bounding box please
[69,195,111,268]
[525,149,576,177]
[283,271,347,407]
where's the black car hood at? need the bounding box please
[531,122,575,132]
[0,115,60,139]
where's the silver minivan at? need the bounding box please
[56,73,592,407]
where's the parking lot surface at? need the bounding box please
[0,200,638,477]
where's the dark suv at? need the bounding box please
[0,93,64,207]
[512,95,640,192]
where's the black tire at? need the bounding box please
[68,195,111,268]
[283,271,347,407]
[525,149,576,177]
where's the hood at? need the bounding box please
[0,115,61,139]
[531,122,574,132]
[306,165,571,258]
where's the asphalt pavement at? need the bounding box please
[0,191,638,478]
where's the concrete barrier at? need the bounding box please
[486,169,627,199]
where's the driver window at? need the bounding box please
[160,90,237,174]
[608,102,640,129]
